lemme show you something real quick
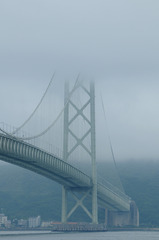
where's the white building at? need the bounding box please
[18,219,28,228]
[41,221,52,227]
[0,213,5,225]
[0,214,11,228]
[28,216,41,228]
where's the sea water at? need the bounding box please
[0,231,159,240]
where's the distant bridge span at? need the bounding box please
[0,133,130,212]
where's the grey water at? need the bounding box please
[0,231,159,240]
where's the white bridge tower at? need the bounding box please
[61,80,98,224]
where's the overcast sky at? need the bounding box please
[0,0,159,161]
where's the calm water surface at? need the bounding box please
[0,231,159,240]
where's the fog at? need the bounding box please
[0,0,159,161]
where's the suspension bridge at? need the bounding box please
[0,75,139,227]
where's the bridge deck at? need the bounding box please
[0,133,130,211]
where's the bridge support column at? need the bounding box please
[61,81,69,223]
[90,82,98,224]
[61,186,68,223]
[61,79,98,224]
[105,208,108,225]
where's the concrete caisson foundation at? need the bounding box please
[106,201,139,227]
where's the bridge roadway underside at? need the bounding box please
[0,134,130,212]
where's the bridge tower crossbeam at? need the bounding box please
[61,80,98,224]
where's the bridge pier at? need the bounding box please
[106,201,139,227]
[105,208,108,225]
[61,186,68,223]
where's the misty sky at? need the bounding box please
[0,0,159,161]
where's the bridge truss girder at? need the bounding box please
[0,133,130,214]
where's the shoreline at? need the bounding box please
[1,227,159,235]
[108,227,159,232]
[0,230,53,236]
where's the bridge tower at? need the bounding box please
[61,80,98,224]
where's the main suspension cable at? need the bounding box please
[12,72,56,135]
[1,74,80,141]
[100,93,125,193]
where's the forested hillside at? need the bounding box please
[0,160,159,226]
